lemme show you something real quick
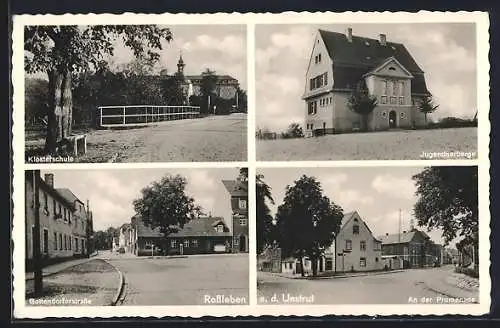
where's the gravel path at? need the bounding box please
[257,127,477,161]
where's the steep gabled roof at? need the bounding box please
[222,179,248,197]
[56,188,84,206]
[340,211,380,241]
[169,216,232,238]
[317,29,430,95]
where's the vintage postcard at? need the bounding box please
[11,11,490,319]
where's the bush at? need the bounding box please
[428,117,477,129]
[455,266,479,278]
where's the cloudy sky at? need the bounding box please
[257,166,462,248]
[29,24,247,90]
[256,23,477,132]
[41,168,243,231]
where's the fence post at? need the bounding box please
[99,107,102,127]
[122,107,126,125]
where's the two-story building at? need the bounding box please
[378,228,443,269]
[25,171,90,270]
[222,175,249,253]
[303,28,432,136]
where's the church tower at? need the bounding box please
[177,52,185,76]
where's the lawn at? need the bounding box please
[257,127,478,161]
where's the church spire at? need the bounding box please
[177,50,185,76]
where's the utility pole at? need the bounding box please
[398,208,402,243]
[33,170,43,297]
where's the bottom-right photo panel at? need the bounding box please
[256,166,479,305]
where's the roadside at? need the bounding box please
[25,258,123,306]
[422,265,479,301]
[258,269,406,281]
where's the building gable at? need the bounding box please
[303,31,334,99]
[364,57,414,79]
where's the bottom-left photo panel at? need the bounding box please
[23,167,249,306]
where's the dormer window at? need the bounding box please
[239,199,247,209]
[389,66,396,71]
[216,225,224,233]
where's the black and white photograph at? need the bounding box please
[25,168,249,306]
[256,23,479,161]
[256,166,479,304]
[24,24,247,163]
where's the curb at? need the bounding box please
[272,269,406,280]
[25,257,94,282]
[103,259,125,306]
[423,280,479,301]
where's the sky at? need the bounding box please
[28,24,247,90]
[256,23,477,132]
[257,166,465,249]
[40,168,243,232]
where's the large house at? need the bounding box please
[25,172,91,269]
[266,211,383,275]
[222,175,249,253]
[303,28,432,136]
[159,54,241,109]
[378,228,443,269]
[129,215,232,256]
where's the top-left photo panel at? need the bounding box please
[22,24,247,163]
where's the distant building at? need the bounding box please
[222,175,249,253]
[303,28,431,136]
[118,223,132,252]
[378,229,442,269]
[25,172,90,269]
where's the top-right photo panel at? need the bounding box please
[256,23,481,161]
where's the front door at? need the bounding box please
[389,110,397,128]
[239,235,246,252]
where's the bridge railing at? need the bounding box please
[98,105,201,128]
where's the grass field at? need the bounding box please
[257,127,478,161]
[25,114,247,163]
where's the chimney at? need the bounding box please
[346,28,353,42]
[379,33,387,46]
[44,173,54,188]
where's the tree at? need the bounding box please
[347,84,377,131]
[200,68,218,114]
[239,168,248,181]
[282,123,304,139]
[133,174,202,236]
[161,74,185,106]
[256,174,275,254]
[412,166,478,249]
[25,78,49,125]
[24,25,172,154]
[417,95,439,126]
[236,87,247,113]
[275,175,344,277]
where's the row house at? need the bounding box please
[378,229,443,269]
[303,27,431,136]
[25,172,90,269]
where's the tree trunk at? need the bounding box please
[424,113,427,127]
[61,70,73,137]
[311,257,318,277]
[298,256,305,277]
[44,70,62,154]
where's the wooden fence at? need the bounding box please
[98,105,201,128]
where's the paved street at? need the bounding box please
[102,252,249,305]
[257,266,478,305]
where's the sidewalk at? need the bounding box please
[25,257,94,281]
[271,269,406,280]
[423,270,479,300]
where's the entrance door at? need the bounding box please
[389,110,397,128]
[239,235,246,252]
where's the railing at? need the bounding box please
[98,105,201,128]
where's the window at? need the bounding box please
[353,225,359,235]
[192,239,198,248]
[75,237,79,252]
[374,242,381,251]
[68,212,71,224]
[54,232,58,250]
[43,193,48,212]
[171,239,177,248]
[239,199,247,209]
[382,80,388,96]
[399,97,404,105]
[43,229,49,254]
[318,53,322,63]
[360,241,366,251]
[381,96,387,104]
[381,111,387,118]
[400,112,406,119]
[64,235,67,250]
[216,225,224,233]
[345,240,352,250]
[376,257,379,262]
[69,235,72,250]
[360,258,367,267]
[82,239,85,252]
[53,199,56,216]
[58,204,62,216]
[390,96,397,105]
[234,237,239,245]
[399,82,405,96]
[183,239,190,248]
[239,218,247,226]
[59,234,63,250]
